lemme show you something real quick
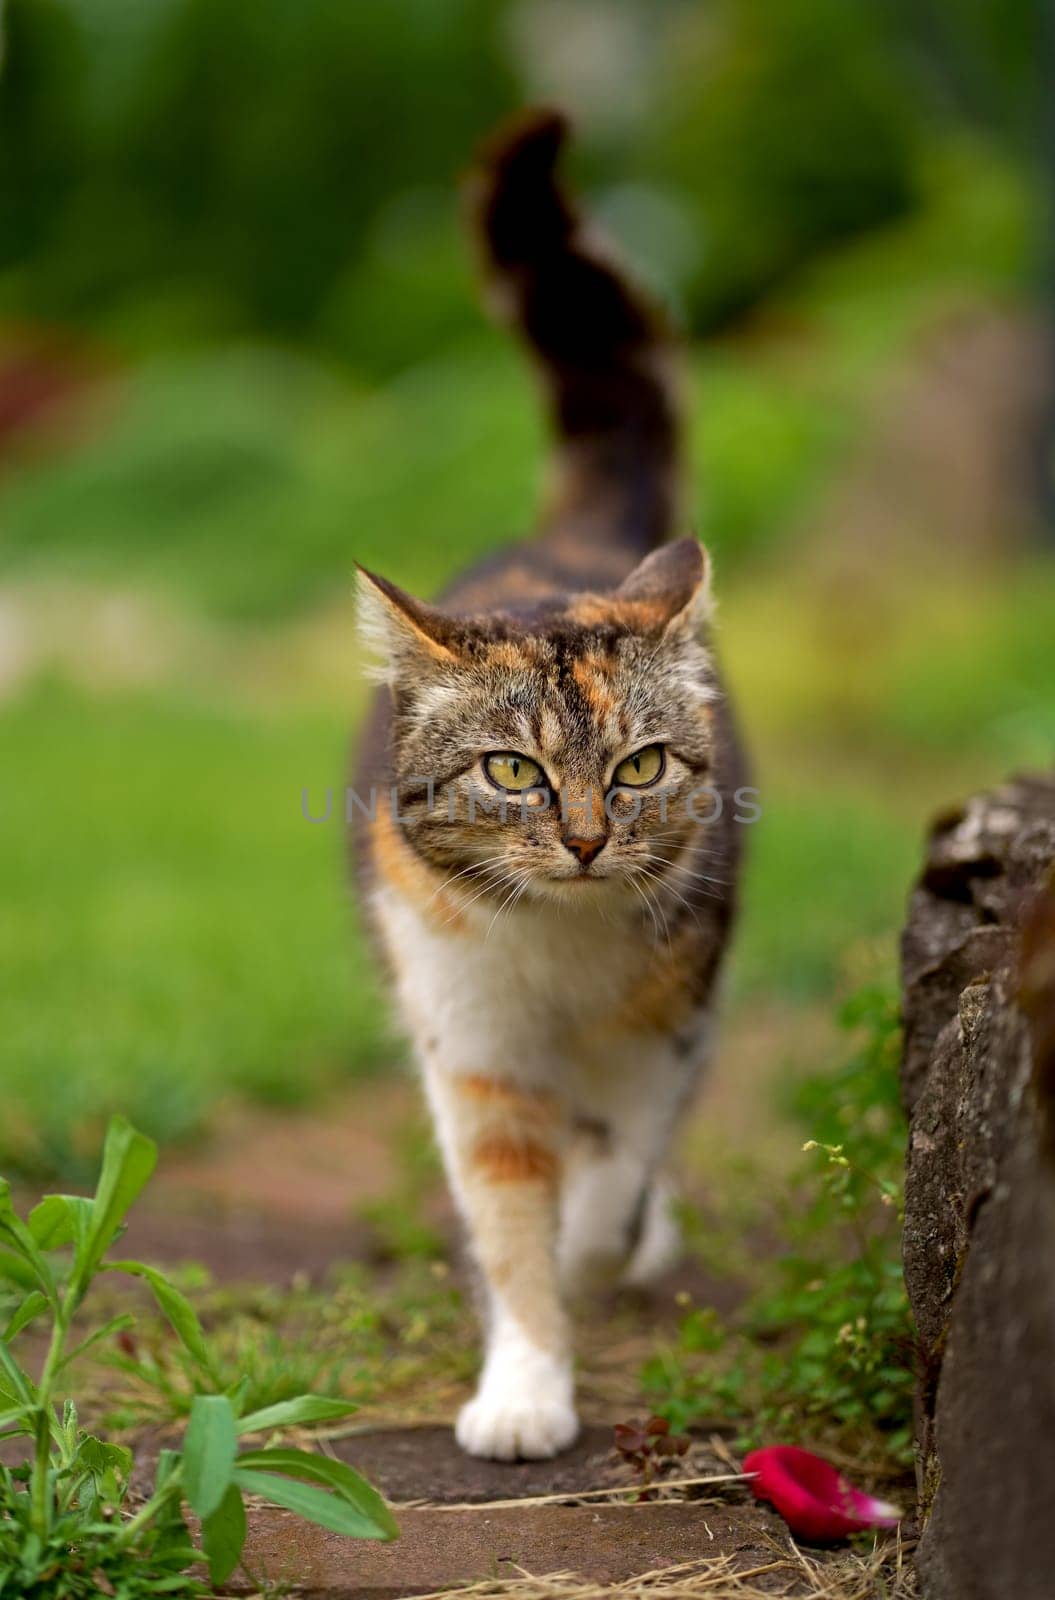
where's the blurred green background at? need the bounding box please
[0,0,1051,1177]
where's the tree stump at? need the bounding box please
[900,775,1055,1599]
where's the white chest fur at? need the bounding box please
[372,879,648,1076]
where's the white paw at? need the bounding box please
[456,1391,580,1461]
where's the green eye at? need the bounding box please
[484,752,545,792]
[612,744,665,788]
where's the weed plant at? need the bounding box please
[0,1117,397,1597]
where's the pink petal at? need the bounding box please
[743,1446,903,1542]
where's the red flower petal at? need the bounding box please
[743,1446,903,1542]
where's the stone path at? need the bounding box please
[234,1500,793,1599]
[267,1426,797,1596]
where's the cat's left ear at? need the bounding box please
[616,538,712,639]
[356,565,463,676]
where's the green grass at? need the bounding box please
[733,784,914,1002]
[0,341,541,621]
[0,314,914,620]
[0,683,389,1177]
[871,566,1055,764]
[99,1259,474,1432]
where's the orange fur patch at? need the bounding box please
[371,806,464,930]
[567,595,668,631]
[456,1074,554,1108]
[606,930,699,1034]
[470,1133,559,1185]
[572,657,617,719]
[487,639,539,672]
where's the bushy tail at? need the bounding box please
[468,110,681,561]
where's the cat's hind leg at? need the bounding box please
[620,1172,683,1288]
[557,1142,681,1291]
[558,1022,709,1293]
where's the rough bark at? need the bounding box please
[900,775,1055,1600]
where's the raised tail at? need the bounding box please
[468,110,681,563]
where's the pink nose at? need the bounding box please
[564,835,606,867]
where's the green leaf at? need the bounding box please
[227,1374,252,1415]
[28,1194,94,1252]
[237,1395,357,1436]
[0,1338,33,1405]
[0,1406,32,1434]
[201,1482,247,1586]
[2,1291,48,1342]
[73,1117,156,1293]
[235,1448,397,1540]
[0,1183,56,1302]
[76,1434,134,1483]
[234,1468,397,1540]
[106,1261,218,1382]
[155,1447,182,1491]
[0,1248,37,1290]
[183,1394,237,1519]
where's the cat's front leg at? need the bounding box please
[424,1066,578,1461]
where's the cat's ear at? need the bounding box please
[356,565,463,676]
[616,538,712,639]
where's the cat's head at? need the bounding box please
[357,539,719,908]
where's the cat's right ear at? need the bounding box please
[355,565,463,679]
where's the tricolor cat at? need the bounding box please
[352,111,747,1460]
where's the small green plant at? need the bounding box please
[99,1259,473,1434]
[102,1271,351,1428]
[0,1116,397,1597]
[644,988,914,1467]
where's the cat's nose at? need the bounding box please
[564,834,606,868]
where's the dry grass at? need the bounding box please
[409,1529,917,1599]
[392,1472,754,1513]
